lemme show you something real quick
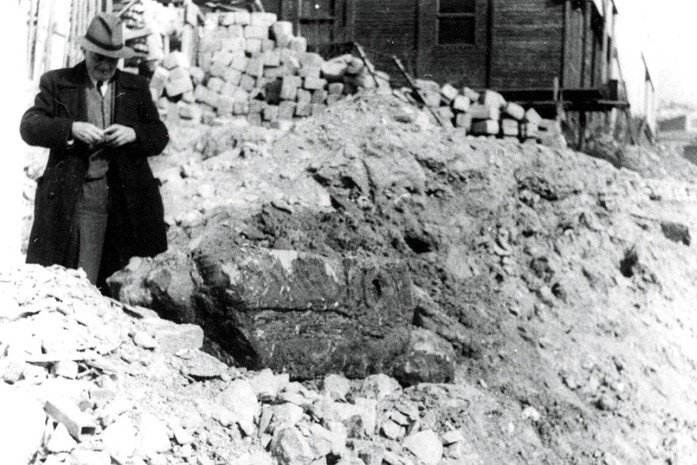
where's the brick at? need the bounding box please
[165,68,194,97]
[296,89,312,104]
[521,122,540,139]
[224,68,243,85]
[189,66,205,86]
[216,95,234,116]
[304,77,327,90]
[327,82,344,96]
[281,76,301,100]
[299,52,324,69]
[311,103,328,115]
[295,101,312,117]
[441,83,459,102]
[469,104,500,121]
[207,77,225,93]
[500,118,520,136]
[272,21,293,39]
[479,90,506,109]
[263,50,281,67]
[231,54,249,72]
[311,89,328,104]
[327,94,341,106]
[524,108,543,125]
[250,12,277,27]
[162,51,189,70]
[263,105,279,122]
[244,25,269,40]
[452,95,471,112]
[264,66,285,80]
[233,100,250,115]
[463,87,480,102]
[471,120,500,136]
[245,38,263,56]
[503,102,525,121]
[221,36,245,51]
[279,101,296,120]
[275,34,292,48]
[247,57,265,77]
[249,100,266,114]
[299,66,321,79]
[455,113,472,130]
[289,37,307,53]
[279,48,298,64]
[240,74,256,92]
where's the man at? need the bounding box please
[20,13,169,291]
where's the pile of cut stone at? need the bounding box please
[0,264,465,465]
[150,11,389,126]
[412,82,566,146]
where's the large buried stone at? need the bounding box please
[109,246,414,379]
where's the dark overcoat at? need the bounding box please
[20,61,169,286]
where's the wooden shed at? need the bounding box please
[259,0,627,114]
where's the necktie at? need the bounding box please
[97,80,104,96]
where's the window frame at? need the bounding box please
[436,0,476,46]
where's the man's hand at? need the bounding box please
[102,124,137,148]
[71,122,104,147]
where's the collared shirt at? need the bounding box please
[88,75,109,97]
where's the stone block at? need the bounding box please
[208,61,227,78]
[462,87,480,102]
[245,25,269,40]
[312,103,328,115]
[232,87,250,103]
[276,33,292,48]
[289,37,307,53]
[521,122,539,139]
[500,118,520,137]
[224,68,243,85]
[470,119,500,136]
[300,66,321,79]
[279,101,296,120]
[437,107,455,126]
[234,10,251,25]
[346,57,364,75]
[403,430,443,465]
[194,84,209,103]
[231,54,249,72]
[468,104,500,121]
[247,56,265,77]
[221,12,236,26]
[454,113,472,131]
[165,68,193,97]
[189,66,205,85]
[272,21,293,39]
[503,102,526,121]
[216,95,235,116]
[234,100,251,115]
[263,50,281,67]
[321,61,347,79]
[326,94,341,106]
[211,49,234,67]
[478,89,506,109]
[240,74,257,92]
[246,38,263,55]
[250,99,266,113]
[524,107,543,125]
[206,76,225,93]
[295,101,312,117]
[262,38,276,52]
[264,67,286,80]
[440,83,459,102]
[263,105,280,121]
[250,12,278,27]
[327,82,344,96]
[311,89,328,104]
[225,25,245,39]
[296,89,312,104]
[162,51,189,70]
[178,103,201,121]
[281,76,301,100]
[248,112,263,125]
[304,77,327,90]
[451,95,470,112]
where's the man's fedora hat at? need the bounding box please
[79,13,135,59]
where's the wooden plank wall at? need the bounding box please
[353,0,418,79]
[564,1,584,88]
[490,0,564,89]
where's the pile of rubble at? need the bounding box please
[151,10,389,126]
[1,265,473,465]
